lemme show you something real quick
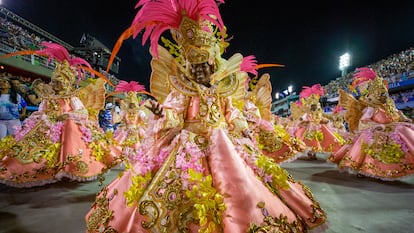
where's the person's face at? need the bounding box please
[0,78,11,89]
[128,103,136,109]
[34,82,44,93]
[50,79,64,92]
[11,79,20,88]
[191,62,212,86]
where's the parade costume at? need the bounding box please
[0,42,115,188]
[240,74,306,163]
[292,84,345,159]
[110,81,153,162]
[85,1,326,232]
[329,67,414,180]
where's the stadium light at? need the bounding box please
[288,85,293,94]
[275,92,279,99]
[339,52,351,77]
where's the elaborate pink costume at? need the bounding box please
[243,99,306,163]
[329,67,414,180]
[293,85,345,155]
[111,81,152,161]
[0,42,114,188]
[85,1,326,232]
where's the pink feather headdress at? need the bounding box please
[0,41,114,86]
[37,41,92,80]
[299,84,325,99]
[351,67,377,88]
[106,0,226,72]
[115,80,146,93]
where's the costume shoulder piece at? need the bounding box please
[216,53,246,98]
[77,78,106,121]
[338,89,365,133]
[251,73,272,121]
[152,45,244,99]
[150,45,180,103]
[167,70,242,98]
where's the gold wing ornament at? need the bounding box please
[338,89,365,133]
[150,45,246,102]
[250,73,272,121]
[77,78,107,121]
[149,45,180,103]
[290,101,305,121]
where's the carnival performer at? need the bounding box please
[110,80,153,163]
[292,84,345,160]
[0,42,115,188]
[329,67,414,180]
[240,73,306,163]
[85,1,326,232]
[325,104,350,141]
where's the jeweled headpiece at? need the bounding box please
[352,67,388,96]
[171,16,221,65]
[106,0,226,72]
[115,80,147,107]
[52,60,77,86]
[299,84,324,106]
[366,75,388,97]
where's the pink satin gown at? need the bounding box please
[329,107,414,180]
[0,96,114,188]
[85,89,327,233]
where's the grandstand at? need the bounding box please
[0,6,120,87]
[273,47,414,116]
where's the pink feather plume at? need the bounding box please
[37,41,93,79]
[115,80,146,93]
[351,67,377,88]
[240,55,258,76]
[131,0,225,57]
[300,84,325,99]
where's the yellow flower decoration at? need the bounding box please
[0,135,16,159]
[333,132,346,145]
[42,143,61,167]
[362,142,405,164]
[124,172,153,206]
[186,169,225,233]
[255,155,289,189]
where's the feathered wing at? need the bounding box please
[77,78,107,121]
[290,102,305,121]
[149,45,179,103]
[252,73,273,121]
[338,89,365,133]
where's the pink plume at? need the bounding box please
[300,84,324,99]
[37,41,70,64]
[352,67,377,87]
[240,55,258,76]
[37,41,93,80]
[130,0,225,57]
[115,80,146,93]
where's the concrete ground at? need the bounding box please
[1,153,413,233]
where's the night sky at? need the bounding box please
[4,0,414,98]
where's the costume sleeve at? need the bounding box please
[154,89,186,132]
[225,97,249,136]
[360,107,375,123]
[65,97,89,121]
